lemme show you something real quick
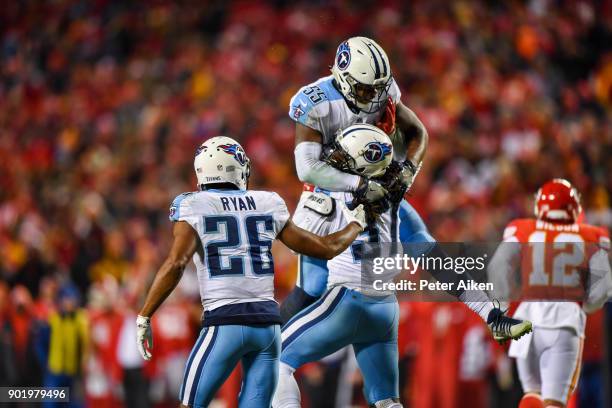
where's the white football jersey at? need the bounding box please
[169,189,290,312]
[289,75,401,147]
[326,192,399,291]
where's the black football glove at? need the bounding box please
[375,160,421,204]
[349,180,390,224]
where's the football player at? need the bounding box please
[489,179,611,408]
[282,36,428,320]
[273,124,531,408]
[283,36,531,343]
[135,136,369,408]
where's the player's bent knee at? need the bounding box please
[519,393,544,408]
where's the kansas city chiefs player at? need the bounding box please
[490,179,611,408]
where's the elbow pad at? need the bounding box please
[294,142,360,192]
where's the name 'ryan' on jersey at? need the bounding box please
[169,189,290,326]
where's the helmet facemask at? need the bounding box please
[322,140,357,174]
[344,74,392,114]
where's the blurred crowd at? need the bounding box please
[0,0,610,407]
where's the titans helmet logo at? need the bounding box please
[336,41,351,71]
[219,144,247,166]
[195,144,205,156]
[363,142,392,163]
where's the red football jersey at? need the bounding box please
[502,219,610,302]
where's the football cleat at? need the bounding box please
[487,307,532,343]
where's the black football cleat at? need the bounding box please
[487,307,533,343]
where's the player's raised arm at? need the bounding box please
[278,203,367,260]
[136,221,198,360]
[295,124,387,202]
[375,101,429,199]
[395,101,428,165]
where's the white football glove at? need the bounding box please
[356,179,387,203]
[136,315,153,361]
[340,203,367,230]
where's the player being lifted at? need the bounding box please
[135,136,369,408]
[489,179,611,408]
[283,36,531,341]
[274,121,531,408]
[274,124,409,408]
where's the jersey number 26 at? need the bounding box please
[203,215,274,277]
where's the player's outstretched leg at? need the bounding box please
[239,325,281,408]
[355,339,402,407]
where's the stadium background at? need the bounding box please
[0,0,610,407]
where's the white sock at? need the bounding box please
[374,398,403,408]
[272,362,301,408]
[458,289,493,322]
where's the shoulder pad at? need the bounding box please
[303,192,335,216]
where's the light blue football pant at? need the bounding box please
[280,286,400,404]
[179,324,281,408]
[298,200,436,297]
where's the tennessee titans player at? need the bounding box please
[283,36,528,330]
[281,36,432,322]
[283,36,532,344]
[136,136,368,408]
[273,123,532,408]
